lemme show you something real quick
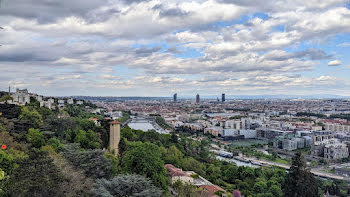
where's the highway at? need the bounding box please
[234,155,350,182]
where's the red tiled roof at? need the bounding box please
[109,120,121,124]
[200,185,225,196]
[165,164,190,177]
[89,117,98,120]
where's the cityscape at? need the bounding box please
[1,0,350,197]
[2,88,350,196]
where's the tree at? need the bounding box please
[74,130,101,149]
[62,144,114,179]
[173,180,200,197]
[122,142,168,191]
[253,181,267,194]
[118,137,127,167]
[47,137,63,151]
[198,140,210,159]
[92,174,162,197]
[0,169,4,180]
[224,166,238,183]
[121,126,136,141]
[233,190,241,197]
[19,107,42,128]
[26,128,45,148]
[0,151,16,176]
[170,132,178,143]
[284,152,318,197]
[5,149,64,197]
[269,185,282,197]
[163,145,184,167]
[47,148,94,196]
[43,116,77,140]
[0,168,5,196]
[0,95,13,104]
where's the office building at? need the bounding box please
[222,93,225,102]
[196,94,200,103]
[173,93,177,102]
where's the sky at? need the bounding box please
[0,0,350,97]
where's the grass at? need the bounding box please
[237,145,291,165]
[230,139,268,147]
[321,169,335,174]
[274,158,290,165]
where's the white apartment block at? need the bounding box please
[225,120,241,129]
[325,123,350,133]
[11,88,30,105]
[324,142,349,161]
[67,98,74,104]
[48,98,55,104]
[237,129,257,139]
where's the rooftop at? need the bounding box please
[109,120,121,124]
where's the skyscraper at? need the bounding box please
[222,93,225,102]
[196,94,200,103]
[173,93,177,102]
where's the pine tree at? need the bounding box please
[92,174,162,197]
[170,132,178,143]
[284,152,318,197]
[5,149,64,197]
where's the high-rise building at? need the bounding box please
[222,93,225,102]
[109,121,121,156]
[173,93,177,102]
[196,94,200,103]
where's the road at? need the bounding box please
[235,155,350,182]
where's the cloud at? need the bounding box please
[157,6,190,18]
[0,0,108,23]
[264,48,332,61]
[165,46,183,54]
[98,74,118,80]
[134,46,162,57]
[328,60,342,66]
[0,0,350,96]
[337,42,350,47]
[316,75,335,81]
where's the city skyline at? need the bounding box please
[2,86,350,99]
[0,1,350,96]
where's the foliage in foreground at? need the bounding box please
[61,144,115,179]
[92,174,162,197]
[284,152,319,197]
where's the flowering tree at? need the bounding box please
[233,190,241,197]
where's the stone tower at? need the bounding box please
[109,121,121,156]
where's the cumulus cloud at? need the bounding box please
[328,60,342,66]
[0,0,350,96]
[263,49,332,61]
[337,42,350,47]
[0,0,108,23]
